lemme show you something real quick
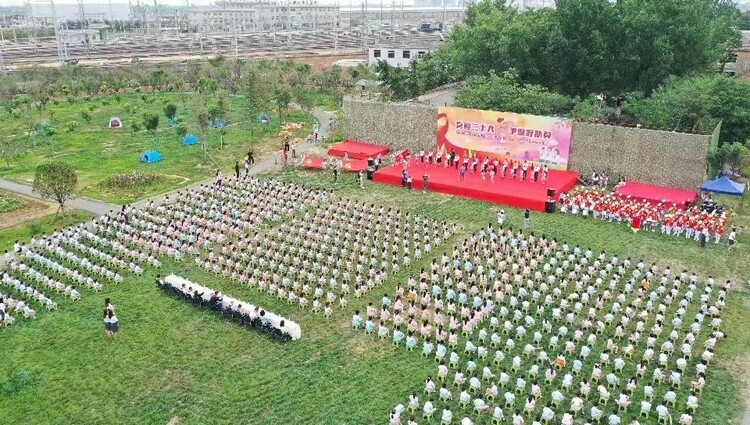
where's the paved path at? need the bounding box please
[0,107,335,216]
[0,178,115,217]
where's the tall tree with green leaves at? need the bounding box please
[142,112,160,136]
[33,161,78,212]
[164,104,178,121]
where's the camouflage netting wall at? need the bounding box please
[569,123,711,190]
[344,99,711,190]
[343,98,438,151]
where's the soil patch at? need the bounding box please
[0,191,58,230]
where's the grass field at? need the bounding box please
[0,93,316,204]
[0,210,93,254]
[0,167,748,425]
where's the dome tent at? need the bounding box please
[183,134,200,146]
[140,150,163,164]
[109,117,123,129]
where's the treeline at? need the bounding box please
[0,56,369,117]
[376,0,749,148]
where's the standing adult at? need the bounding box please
[103,309,112,337]
[108,310,119,338]
[523,208,531,229]
[235,161,240,179]
[247,150,255,166]
[423,174,429,193]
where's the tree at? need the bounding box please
[273,86,292,119]
[379,0,740,99]
[0,137,24,170]
[142,112,160,136]
[454,70,576,116]
[174,124,188,140]
[164,104,178,121]
[707,142,749,177]
[33,161,77,211]
[622,75,750,144]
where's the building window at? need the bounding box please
[387,50,395,58]
[417,51,426,58]
[373,49,381,58]
[402,50,410,59]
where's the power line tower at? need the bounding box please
[0,12,5,76]
[153,0,162,54]
[48,0,69,63]
[24,0,36,43]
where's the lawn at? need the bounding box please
[0,93,317,204]
[0,167,748,425]
[0,210,93,254]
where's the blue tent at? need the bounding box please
[141,150,163,164]
[210,119,228,128]
[700,176,745,196]
[183,134,199,146]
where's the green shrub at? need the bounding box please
[0,370,35,397]
[99,171,167,190]
[0,194,27,213]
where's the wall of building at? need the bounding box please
[344,98,711,190]
[568,123,711,190]
[368,47,432,67]
[343,97,437,151]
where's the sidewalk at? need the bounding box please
[0,178,115,217]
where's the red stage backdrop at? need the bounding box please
[437,107,575,170]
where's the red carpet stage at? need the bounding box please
[373,160,580,211]
[615,181,697,206]
[300,155,368,172]
[328,140,390,160]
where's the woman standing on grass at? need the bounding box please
[104,309,112,337]
[109,310,119,338]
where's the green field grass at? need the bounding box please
[0,167,748,425]
[0,210,93,254]
[0,93,316,204]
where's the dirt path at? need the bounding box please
[0,192,58,231]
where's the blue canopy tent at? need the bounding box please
[700,176,745,196]
[141,150,163,164]
[183,134,199,146]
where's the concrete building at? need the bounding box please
[341,6,465,27]
[368,46,433,67]
[59,29,102,45]
[188,0,339,33]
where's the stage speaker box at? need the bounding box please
[367,168,374,180]
[545,200,556,213]
[367,158,375,167]
[547,188,556,197]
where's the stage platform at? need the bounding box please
[615,181,697,206]
[328,140,390,160]
[373,160,580,211]
[300,155,368,172]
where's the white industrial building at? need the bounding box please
[188,0,340,33]
[368,47,433,68]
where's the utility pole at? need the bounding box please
[154,0,162,53]
[287,0,292,44]
[25,0,36,44]
[0,13,5,77]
